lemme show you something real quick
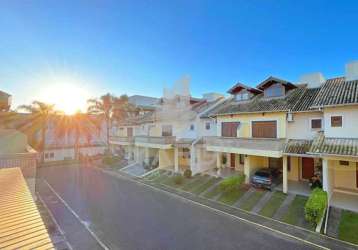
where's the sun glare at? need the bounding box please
[39,82,91,115]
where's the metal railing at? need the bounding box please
[135,135,176,145]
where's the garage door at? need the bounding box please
[252,121,277,138]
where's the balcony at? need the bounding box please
[204,136,285,157]
[134,135,176,149]
[109,136,134,145]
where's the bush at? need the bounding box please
[173,175,184,185]
[102,155,121,166]
[219,175,245,192]
[304,188,328,226]
[183,169,192,178]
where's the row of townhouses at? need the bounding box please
[110,62,358,213]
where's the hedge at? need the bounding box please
[219,175,245,192]
[304,188,328,226]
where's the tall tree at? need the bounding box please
[87,93,113,148]
[17,101,57,162]
[54,112,100,160]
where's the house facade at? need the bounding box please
[111,62,358,212]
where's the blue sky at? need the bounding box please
[1,0,358,110]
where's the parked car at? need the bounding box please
[251,168,278,191]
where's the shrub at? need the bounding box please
[183,169,192,178]
[219,175,245,192]
[304,188,328,226]
[173,175,184,185]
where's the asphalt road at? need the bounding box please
[37,165,319,250]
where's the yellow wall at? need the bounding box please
[288,156,300,181]
[159,149,174,169]
[149,125,161,137]
[217,112,287,138]
[329,160,358,191]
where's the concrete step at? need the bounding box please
[252,191,273,214]
[233,188,255,208]
[326,207,342,238]
[273,193,295,220]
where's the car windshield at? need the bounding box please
[255,171,270,178]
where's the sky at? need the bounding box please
[1,1,358,113]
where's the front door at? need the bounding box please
[302,157,314,180]
[230,154,236,169]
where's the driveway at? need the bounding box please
[37,165,318,250]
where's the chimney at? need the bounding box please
[202,93,224,102]
[299,72,325,88]
[345,61,358,81]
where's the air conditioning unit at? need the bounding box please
[287,112,294,122]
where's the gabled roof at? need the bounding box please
[291,87,321,112]
[206,86,306,116]
[256,76,297,90]
[227,82,262,95]
[311,77,358,108]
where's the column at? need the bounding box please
[135,147,140,162]
[282,156,288,194]
[190,146,196,173]
[322,158,329,193]
[244,155,251,184]
[226,153,231,168]
[174,147,179,172]
[216,152,221,168]
[144,147,150,165]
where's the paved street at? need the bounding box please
[37,165,319,250]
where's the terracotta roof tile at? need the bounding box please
[312,77,358,107]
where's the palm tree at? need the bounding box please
[17,101,57,162]
[54,112,100,160]
[87,93,113,149]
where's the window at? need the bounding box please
[44,153,49,159]
[162,125,173,136]
[235,92,249,101]
[50,152,54,158]
[190,124,195,131]
[339,160,349,166]
[331,116,342,127]
[311,119,322,129]
[127,127,133,137]
[264,84,284,98]
[205,122,211,130]
[221,122,240,137]
[252,121,277,138]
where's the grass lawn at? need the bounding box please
[181,175,211,191]
[338,210,358,244]
[190,177,222,195]
[240,190,266,211]
[152,172,172,183]
[218,187,247,205]
[259,192,287,218]
[202,182,224,199]
[163,175,192,188]
[143,169,166,181]
[282,195,308,226]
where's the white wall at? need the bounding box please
[324,106,358,138]
[287,112,323,140]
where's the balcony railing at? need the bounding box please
[204,136,285,151]
[135,135,176,145]
[109,136,134,144]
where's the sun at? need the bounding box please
[39,82,91,115]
